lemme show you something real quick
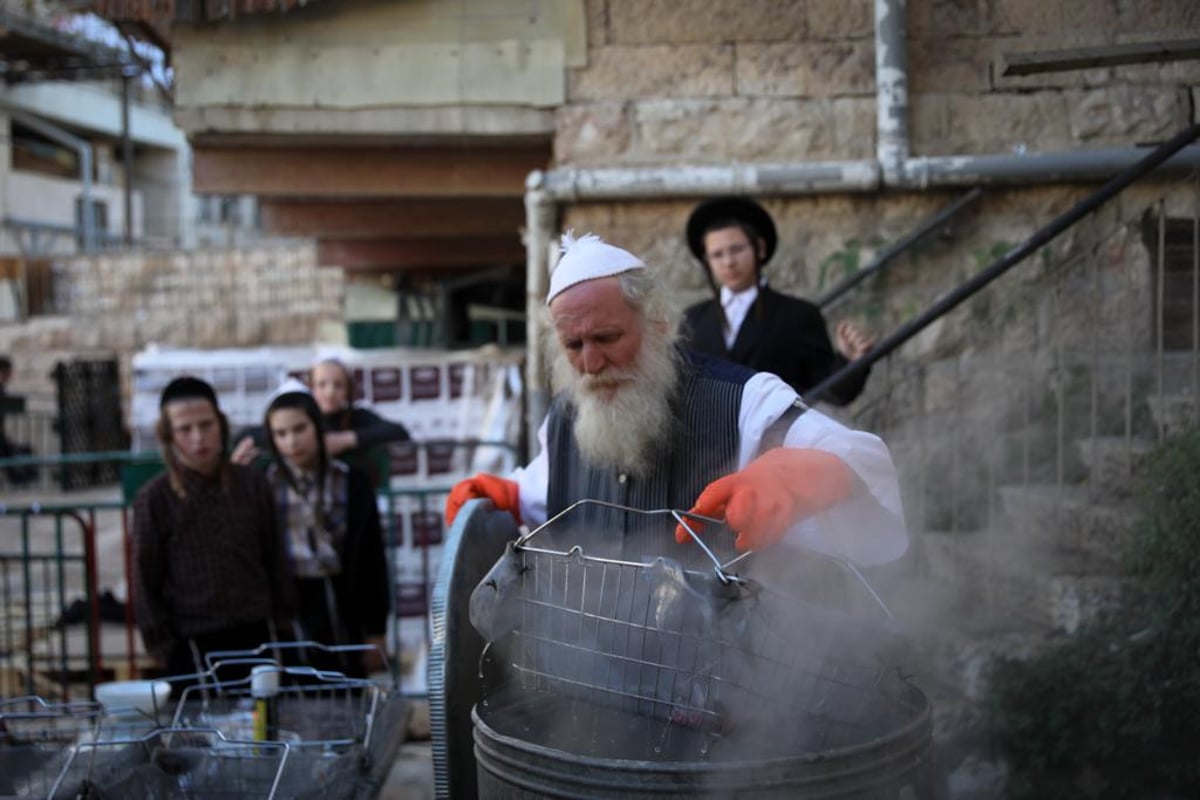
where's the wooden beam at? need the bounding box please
[260,198,525,239]
[317,235,525,272]
[193,144,549,197]
[1003,39,1200,77]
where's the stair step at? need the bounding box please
[996,484,1138,564]
[915,530,1129,634]
[891,594,1051,705]
[1146,392,1198,436]
[1075,436,1154,496]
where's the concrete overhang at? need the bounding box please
[176,105,556,144]
[2,81,185,150]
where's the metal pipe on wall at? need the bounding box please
[541,160,881,201]
[523,180,555,458]
[875,0,909,183]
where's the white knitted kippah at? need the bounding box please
[269,376,312,402]
[546,231,646,305]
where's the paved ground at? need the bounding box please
[381,739,436,799]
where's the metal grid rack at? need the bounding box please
[171,668,384,754]
[0,696,103,798]
[0,643,406,799]
[48,727,290,799]
[471,500,911,758]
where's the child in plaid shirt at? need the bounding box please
[263,383,390,677]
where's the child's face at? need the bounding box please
[269,407,319,472]
[165,399,223,476]
[311,362,349,415]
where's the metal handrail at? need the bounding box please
[807,121,1200,404]
[816,187,984,309]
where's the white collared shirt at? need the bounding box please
[720,284,759,349]
[512,372,908,567]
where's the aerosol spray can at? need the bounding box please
[251,665,280,741]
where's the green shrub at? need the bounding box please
[988,428,1200,799]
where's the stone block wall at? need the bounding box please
[563,0,1199,166]
[559,182,1168,367]
[0,242,342,413]
[556,0,1196,385]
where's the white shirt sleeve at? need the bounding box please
[511,417,550,528]
[512,375,907,565]
[738,372,908,566]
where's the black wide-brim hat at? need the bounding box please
[160,375,218,409]
[686,196,778,267]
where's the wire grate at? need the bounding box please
[49,727,290,799]
[0,696,103,797]
[472,501,912,756]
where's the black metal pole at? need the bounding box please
[817,188,984,309]
[806,121,1200,404]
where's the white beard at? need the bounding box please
[549,328,679,477]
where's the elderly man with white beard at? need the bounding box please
[445,232,907,569]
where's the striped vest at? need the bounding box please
[543,351,752,568]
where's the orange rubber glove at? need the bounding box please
[445,473,520,527]
[674,448,854,552]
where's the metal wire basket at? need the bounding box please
[163,650,406,799]
[470,500,911,759]
[201,641,390,683]
[170,666,383,753]
[0,696,103,798]
[47,727,290,800]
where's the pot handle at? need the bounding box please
[517,498,742,585]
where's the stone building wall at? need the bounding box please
[555,0,1197,373]
[565,0,1197,166]
[553,6,1199,784]
[0,242,342,411]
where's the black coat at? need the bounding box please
[331,465,391,643]
[681,286,869,406]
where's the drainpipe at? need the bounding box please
[875,0,909,184]
[6,108,96,252]
[542,160,880,200]
[523,176,556,455]
[899,147,1200,186]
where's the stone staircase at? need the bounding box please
[885,393,1193,797]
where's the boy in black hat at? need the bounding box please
[132,376,296,684]
[681,196,874,405]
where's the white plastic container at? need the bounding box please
[94,679,171,717]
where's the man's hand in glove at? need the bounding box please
[445,473,520,526]
[674,448,854,552]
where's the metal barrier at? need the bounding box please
[379,439,520,683]
[0,501,108,700]
[0,398,58,493]
[0,440,519,696]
